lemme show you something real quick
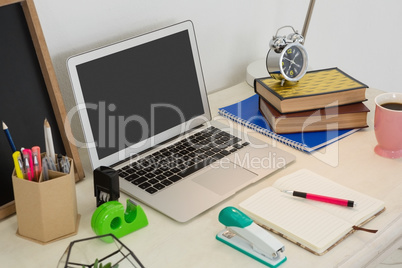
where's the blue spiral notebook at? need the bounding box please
[218,94,360,153]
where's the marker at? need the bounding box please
[12,151,24,179]
[2,121,17,153]
[283,190,356,207]
[22,148,34,181]
[32,146,42,181]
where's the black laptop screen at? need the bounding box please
[76,30,205,159]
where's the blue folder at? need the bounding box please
[218,94,360,153]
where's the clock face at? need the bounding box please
[266,42,308,82]
[281,45,306,79]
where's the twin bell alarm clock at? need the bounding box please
[266,25,308,86]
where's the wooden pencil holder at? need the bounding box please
[11,157,80,244]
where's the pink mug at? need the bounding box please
[374,92,402,158]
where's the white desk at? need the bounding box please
[1,82,402,267]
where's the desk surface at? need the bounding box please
[1,82,402,267]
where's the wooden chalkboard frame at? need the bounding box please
[0,0,85,219]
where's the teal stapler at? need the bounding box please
[91,199,148,243]
[216,207,286,268]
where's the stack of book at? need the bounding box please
[254,68,369,134]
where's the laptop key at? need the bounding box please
[145,173,155,179]
[148,178,159,184]
[204,150,215,157]
[131,177,147,185]
[180,149,190,155]
[145,187,158,194]
[176,144,186,150]
[125,167,136,174]
[170,167,181,173]
[139,182,151,189]
[179,165,199,177]
[220,150,231,156]
[144,166,154,172]
[233,143,243,149]
[161,179,172,186]
[211,147,221,153]
[126,173,140,181]
[168,175,182,183]
[118,170,130,178]
[155,174,166,181]
[153,169,163,175]
[213,153,226,160]
[163,170,174,177]
[153,183,165,190]
[159,165,170,172]
[136,170,147,176]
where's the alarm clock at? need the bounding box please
[266,26,308,86]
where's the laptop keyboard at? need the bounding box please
[117,126,249,194]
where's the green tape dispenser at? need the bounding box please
[91,199,148,243]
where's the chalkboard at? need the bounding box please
[0,0,84,219]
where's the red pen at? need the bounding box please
[284,190,356,207]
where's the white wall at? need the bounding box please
[305,0,402,93]
[34,0,402,113]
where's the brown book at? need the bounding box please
[254,68,368,113]
[259,97,369,134]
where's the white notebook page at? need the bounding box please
[239,169,384,253]
[272,169,384,224]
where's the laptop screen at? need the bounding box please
[67,21,211,169]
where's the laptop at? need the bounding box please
[67,20,295,222]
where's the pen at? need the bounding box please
[63,155,70,174]
[22,148,34,181]
[41,159,49,181]
[283,190,356,207]
[45,156,57,171]
[58,155,70,174]
[41,156,57,181]
[2,121,17,153]
[12,151,24,179]
[57,154,62,172]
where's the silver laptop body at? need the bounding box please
[67,20,295,222]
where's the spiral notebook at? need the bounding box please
[218,94,360,153]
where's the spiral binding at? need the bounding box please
[218,109,310,153]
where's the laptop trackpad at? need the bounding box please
[192,163,257,196]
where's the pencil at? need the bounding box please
[2,121,17,153]
[44,118,56,163]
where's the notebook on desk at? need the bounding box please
[239,169,385,255]
[67,20,295,222]
[218,94,361,153]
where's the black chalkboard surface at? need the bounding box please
[0,1,84,218]
[0,3,66,208]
